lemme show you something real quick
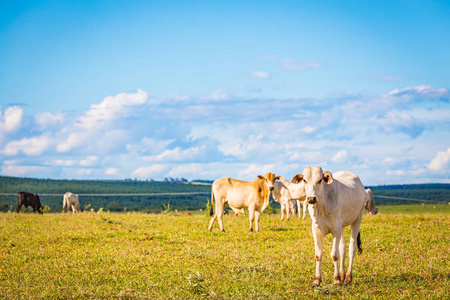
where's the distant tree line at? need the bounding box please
[0,176,448,212]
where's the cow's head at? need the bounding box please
[292,167,333,205]
[257,173,283,192]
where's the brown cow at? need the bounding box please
[17,191,42,213]
[208,173,281,232]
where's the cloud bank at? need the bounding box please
[0,85,448,185]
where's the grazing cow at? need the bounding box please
[364,188,379,215]
[63,192,81,213]
[272,179,306,221]
[208,173,281,232]
[16,191,42,213]
[292,167,365,287]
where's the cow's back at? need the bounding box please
[331,171,365,226]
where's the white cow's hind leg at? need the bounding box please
[339,231,346,282]
[312,224,323,287]
[331,229,342,285]
[280,203,285,221]
[345,214,362,284]
[285,201,290,221]
[297,200,301,219]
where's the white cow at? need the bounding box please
[292,167,365,287]
[272,179,306,221]
[208,173,281,232]
[63,192,80,213]
[364,188,379,215]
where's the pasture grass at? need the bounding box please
[0,207,449,299]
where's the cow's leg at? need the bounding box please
[303,200,308,219]
[280,203,285,221]
[312,224,323,287]
[208,197,222,232]
[16,203,21,213]
[331,229,342,285]
[297,200,301,219]
[286,201,290,221]
[345,215,362,284]
[339,230,346,282]
[248,205,255,232]
[254,210,261,232]
[217,203,226,232]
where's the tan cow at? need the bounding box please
[292,167,365,287]
[272,179,306,221]
[208,173,281,232]
[364,188,379,215]
[63,192,80,213]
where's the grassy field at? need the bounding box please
[0,205,449,299]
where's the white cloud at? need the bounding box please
[143,146,203,162]
[201,89,231,101]
[76,89,147,129]
[76,169,93,176]
[332,150,348,164]
[35,112,65,130]
[2,136,51,156]
[218,134,263,158]
[80,156,99,167]
[105,168,119,175]
[251,71,271,79]
[1,165,50,177]
[428,148,450,172]
[56,131,92,153]
[126,137,174,155]
[131,164,169,179]
[0,106,23,136]
[376,111,424,138]
[238,163,278,180]
[45,159,77,167]
[280,60,322,71]
[389,85,449,98]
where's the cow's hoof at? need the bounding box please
[312,277,321,287]
[343,275,352,285]
[333,275,342,285]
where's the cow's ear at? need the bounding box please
[257,175,265,180]
[323,171,333,184]
[275,175,283,180]
[291,174,303,183]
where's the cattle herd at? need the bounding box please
[208,166,379,287]
[16,165,378,287]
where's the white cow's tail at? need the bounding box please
[357,232,362,255]
[209,186,214,216]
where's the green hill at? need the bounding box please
[0,176,211,213]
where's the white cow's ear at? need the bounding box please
[291,174,303,183]
[323,171,333,184]
[275,175,283,180]
[257,175,265,180]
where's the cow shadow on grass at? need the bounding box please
[268,227,294,232]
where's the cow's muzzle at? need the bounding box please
[307,197,317,204]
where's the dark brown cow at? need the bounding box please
[17,192,42,213]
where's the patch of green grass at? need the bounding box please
[0,206,449,299]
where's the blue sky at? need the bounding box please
[0,0,449,185]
